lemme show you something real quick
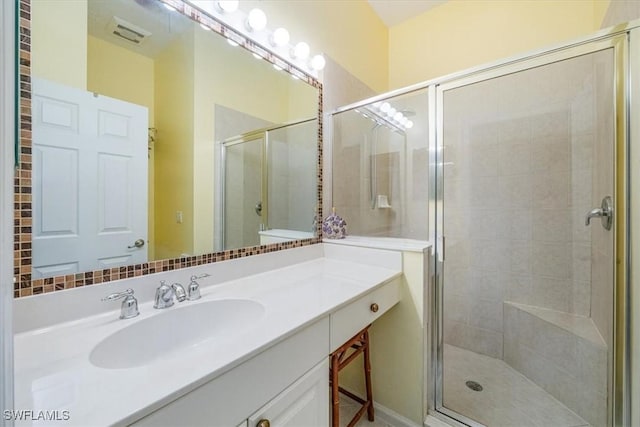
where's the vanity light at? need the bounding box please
[217,0,239,13]
[387,107,397,117]
[271,28,290,47]
[247,8,267,32]
[380,102,391,113]
[293,42,310,60]
[405,120,414,129]
[393,112,404,122]
[310,54,326,71]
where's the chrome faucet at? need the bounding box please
[187,273,210,301]
[102,288,139,319]
[154,280,186,309]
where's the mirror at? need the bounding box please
[24,0,320,283]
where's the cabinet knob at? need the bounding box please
[370,303,379,313]
[256,420,270,427]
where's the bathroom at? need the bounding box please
[0,0,639,426]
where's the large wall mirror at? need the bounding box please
[15,0,322,295]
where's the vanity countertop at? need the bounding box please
[13,245,401,426]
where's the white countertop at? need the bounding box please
[13,245,401,426]
[324,235,432,253]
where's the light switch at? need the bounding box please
[176,211,183,224]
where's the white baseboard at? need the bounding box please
[373,401,421,427]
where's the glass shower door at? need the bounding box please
[435,37,622,427]
[223,136,265,250]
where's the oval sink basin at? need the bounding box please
[90,299,265,369]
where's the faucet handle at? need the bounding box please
[172,283,187,302]
[102,288,135,302]
[188,275,203,301]
[102,289,139,319]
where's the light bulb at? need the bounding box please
[310,54,326,71]
[406,120,414,129]
[372,102,382,109]
[387,107,397,117]
[227,39,239,47]
[380,102,391,113]
[252,53,261,60]
[247,8,267,31]
[394,112,403,122]
[271,28,290,47]
[217,0,238,13]
[400,116,409,125]
[293,42,310,59]
[273,64,283,71]
[200,23,210,31]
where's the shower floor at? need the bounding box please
[443,344,590,427]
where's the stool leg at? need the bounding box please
[363,330,375,421]
[331,353,340,427]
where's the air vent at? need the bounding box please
[108,16,151,45]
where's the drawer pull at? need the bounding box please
[256,420,270,427]
[370,303,379,313]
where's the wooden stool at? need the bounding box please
[329,326,374,427]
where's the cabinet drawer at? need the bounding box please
[330,278,400,351]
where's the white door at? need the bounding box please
[248,359,329,427]
[32,78,148,278]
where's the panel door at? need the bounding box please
[32,78,148,278]
[247,359,329,427]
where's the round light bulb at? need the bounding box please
[394,112,404,121]
[387,107,397,117]
[400,116,409,125]
[271,28,290,47]
[247,8,267,31]
[310,54,326,71]
[406,120,414,129]
[293,42,310,60]
[217,0,238,13]
[380,102,391,113]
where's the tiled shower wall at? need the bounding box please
[443,51,611,358]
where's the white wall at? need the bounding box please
[0,0,15,422]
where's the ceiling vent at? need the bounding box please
[108,16,152,45]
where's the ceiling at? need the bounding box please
[367,0,447,27]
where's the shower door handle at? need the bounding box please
[585,196,612,230]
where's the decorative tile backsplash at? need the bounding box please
[13,0,324,298]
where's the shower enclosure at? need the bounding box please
[331,88,429,241]
[332,25,636,427]
[219,118,317,251]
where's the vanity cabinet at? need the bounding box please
[128,278,400,427]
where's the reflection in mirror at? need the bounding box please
[29,0,319,279]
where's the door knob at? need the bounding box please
[585,196,612,230]
[256,420,270,427]
[127,239,145,249]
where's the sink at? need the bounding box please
[90,299,265,369]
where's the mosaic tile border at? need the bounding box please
[14,0,323,298]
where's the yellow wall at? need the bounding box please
[86,36,156,259]
[243,0,389,93]
[389,0,610,89]
[31,0,87,89]
[340,251,427,424]
[191,27,318,255]
[154,30,195,260]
